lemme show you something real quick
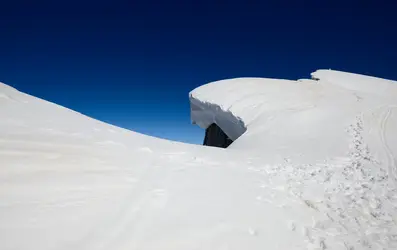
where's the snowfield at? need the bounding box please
[1,70,397,250]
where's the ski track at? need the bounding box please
[379,106,397,183]
[74,168,155,250]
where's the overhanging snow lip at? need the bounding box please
[189,94,247,142]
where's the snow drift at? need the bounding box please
[1,70,397,250]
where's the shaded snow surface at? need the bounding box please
[2,70,397,250]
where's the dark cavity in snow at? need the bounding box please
[203,123,233,148]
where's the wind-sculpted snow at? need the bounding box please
[311,70,397,97]
[1,70,397,250]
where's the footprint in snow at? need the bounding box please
[150,189,169,208]
[96,141,126,147]
[248,228,258,236]
[138,147,153,153]
[162,152,188,160]
[288,221,296,231]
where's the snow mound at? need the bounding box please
[2,70,397,250]
[311,69,397,96]
[190,78,317,141]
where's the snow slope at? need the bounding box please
[2,70,397,250]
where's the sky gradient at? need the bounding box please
[1,0,396,144]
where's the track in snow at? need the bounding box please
[379,106,397,183]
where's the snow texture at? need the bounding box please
[1,69,397,250]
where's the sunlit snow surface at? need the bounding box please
[2,70,397,250]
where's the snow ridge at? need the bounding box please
[311,70,397,96]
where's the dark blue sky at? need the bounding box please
[1,0,396,144]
